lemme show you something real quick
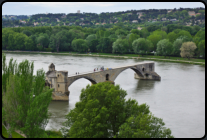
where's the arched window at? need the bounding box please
[142,68,145,72]
[106,74,109,81]
[149,64,152,71]
[58,84,59,87]
[58,74,59,77]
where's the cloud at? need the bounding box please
[27,2,115,8]
[81,2,115,7]
[27,2,74,7]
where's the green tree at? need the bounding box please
[180,42,197,60]
[62,82,174,138]
[128,33,140,51]
[130,29,140,35]
[2,54,53,138]
[147,34,162,52]
[112,38,128,54]
[2,29,15,50]
[29,34,38,51]
[49,30,70,52]
[152,30,167,39]
[37,33,50,49]
[180,10,188,17]
[89,39,99,52]
[177,30,192,40]
[14,33,28,50]
[69,29,85,39]
[139,28,150,38]
[115,29,128,36]
[167,32,178,43]
[85,34,97,45]
[197,40,205,58]
[7,33,16,50]
[156,39,173,58]
[177,35,192,43]
[72,39,88,52]
[172,38,183,56]
[22,30,33,37]
[173,29,181,34]
[104,30,110,38]
[97,37,111,53]
[132,38,152,56]
[194,30,205,44]
[161,26,167,32]
[117,114,174,138]
[96,30,105,39]
[24,37,35,51]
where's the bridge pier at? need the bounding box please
[134,72,161,81]
[52,91,69,101]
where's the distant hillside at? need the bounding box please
[2,15,30,20]
[2,7,205,28]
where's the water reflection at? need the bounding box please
[136,79,157,91]
[46,101,69,130]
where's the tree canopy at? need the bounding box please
[180,42,197,59]
[132,38,153,56]
[156,39,173,58]
[62,82,174,138]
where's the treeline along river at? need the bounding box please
[4,52,205,138]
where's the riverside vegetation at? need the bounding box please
[2,23,205,63]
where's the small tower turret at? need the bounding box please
[49,63,55,71]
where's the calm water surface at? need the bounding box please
[4,53,205,138]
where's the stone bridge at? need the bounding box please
[45,61,161,101]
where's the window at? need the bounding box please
[142,68,145,72]
[149,64,152,71]
[106,74,109,81]
[58,84,59,87]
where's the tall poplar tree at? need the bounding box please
[2,53,53,138]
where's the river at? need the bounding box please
[4,52,205,138]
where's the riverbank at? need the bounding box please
[2,50,205,65]
[2,124,63,138]
[2,123,25,138]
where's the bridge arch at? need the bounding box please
[67,76,97,88]
[112,67,144,82]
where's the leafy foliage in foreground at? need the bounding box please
[2,53,53,138]
[62,82,174,138]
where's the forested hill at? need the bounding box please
[2,7,205,28]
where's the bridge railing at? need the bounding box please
[67,69,110,77]
[67,62,154,77]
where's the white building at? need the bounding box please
[132,20,138,23]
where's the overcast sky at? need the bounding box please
[2,2,205,15]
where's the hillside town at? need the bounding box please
[2,7,205,28]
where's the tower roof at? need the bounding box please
[49,63,55,68]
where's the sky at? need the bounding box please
[2,2,205,15]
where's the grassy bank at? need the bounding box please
[2,125,25,138]
[3,50,205,65]
[2,124,63,138]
